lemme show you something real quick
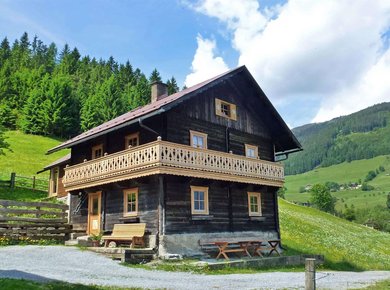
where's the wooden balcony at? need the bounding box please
[63,138,284,191]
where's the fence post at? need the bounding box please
[10,172,16,190]
[305,258,316,290]
[32,176,36,191]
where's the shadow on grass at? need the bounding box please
[281,244,364,272]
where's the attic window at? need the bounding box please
[215,98,237,121]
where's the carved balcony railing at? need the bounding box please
[63,138,284,191]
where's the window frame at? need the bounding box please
[190,130,208,149]
[91,144,103,160]
[190,186,209,215]
[247,192,262,216]
[215,98,237,121]
[123,188,139,217]
[245,144,259,159]
[125,132,140,149]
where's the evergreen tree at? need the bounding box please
[166,76,179,95]
[0,125,9,155]
[0,37,11,64]
[149,68,162,83]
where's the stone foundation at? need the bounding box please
[158,231,279,257]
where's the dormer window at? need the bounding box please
[215,98,237,121]
[125,132,139,149]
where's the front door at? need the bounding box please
[88,191,101,235]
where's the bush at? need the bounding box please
[364,170,377,182]
[277,186,286,199]
[362,182,374,191]
[325,181,340,192]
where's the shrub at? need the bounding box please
[362,182,374,191]
[364,170,377,182]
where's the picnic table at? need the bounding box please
[253,239,281,257]
[212,239,281,260]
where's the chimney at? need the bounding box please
[151,81,168,103]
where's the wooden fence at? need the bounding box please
[0,199,72,241]
[0,173,48,192]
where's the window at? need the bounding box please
[215,98,237,121]
[123,188,138,217]
[191,186,209,215]
[248,192,262,216]
[125,132,139,149]
[49,167,59,195]
[190,130,208,149]
[92,144,103,159]
[245,144,258,158]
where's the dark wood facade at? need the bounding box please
[45,66,301,253]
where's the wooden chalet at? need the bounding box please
[44,66,301,256]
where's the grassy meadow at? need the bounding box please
[0,130,68,180]
[279,199,390,270]
[284,155,390,210]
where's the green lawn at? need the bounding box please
[279,199,390,270]
[284,155,390,210]
[0,130,69,181]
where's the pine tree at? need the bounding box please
[149,68,162,83]
[0,37,11,64]
[166,76,179,95]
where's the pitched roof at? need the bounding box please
[37,153,71,174]
[47,65,301,155]
[47,66,245,154]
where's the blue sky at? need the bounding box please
[1,0,389,128]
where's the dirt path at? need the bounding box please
[0,246,389,289]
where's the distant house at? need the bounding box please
[42,66,301,256]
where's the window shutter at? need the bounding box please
[230,103,237,121]
[215,98,223,117]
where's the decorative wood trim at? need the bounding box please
[245,144,259,159]
[125,132,140,149]
[63,140,284,191]
[215,98,237,121]
[248,192,262,217]
[190,130,208,149]
[123,187,138,217]
[91,144,103,160]
[190,186,209,215]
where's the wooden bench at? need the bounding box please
[101,223,146,248]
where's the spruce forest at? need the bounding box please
[0,33,179,139]
[284,102,390,175]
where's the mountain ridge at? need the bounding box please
[284,102,390,175]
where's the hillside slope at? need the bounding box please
[284,102,390,175]
[285,155,390,210]
[279,199,390,270]
[0,130,69,180]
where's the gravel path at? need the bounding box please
[0,246,389,289]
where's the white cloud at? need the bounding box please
[187,0,390,126]
[185,35,229,87]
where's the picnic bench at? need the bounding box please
[199,238,281,260]
[101,223,146,248]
